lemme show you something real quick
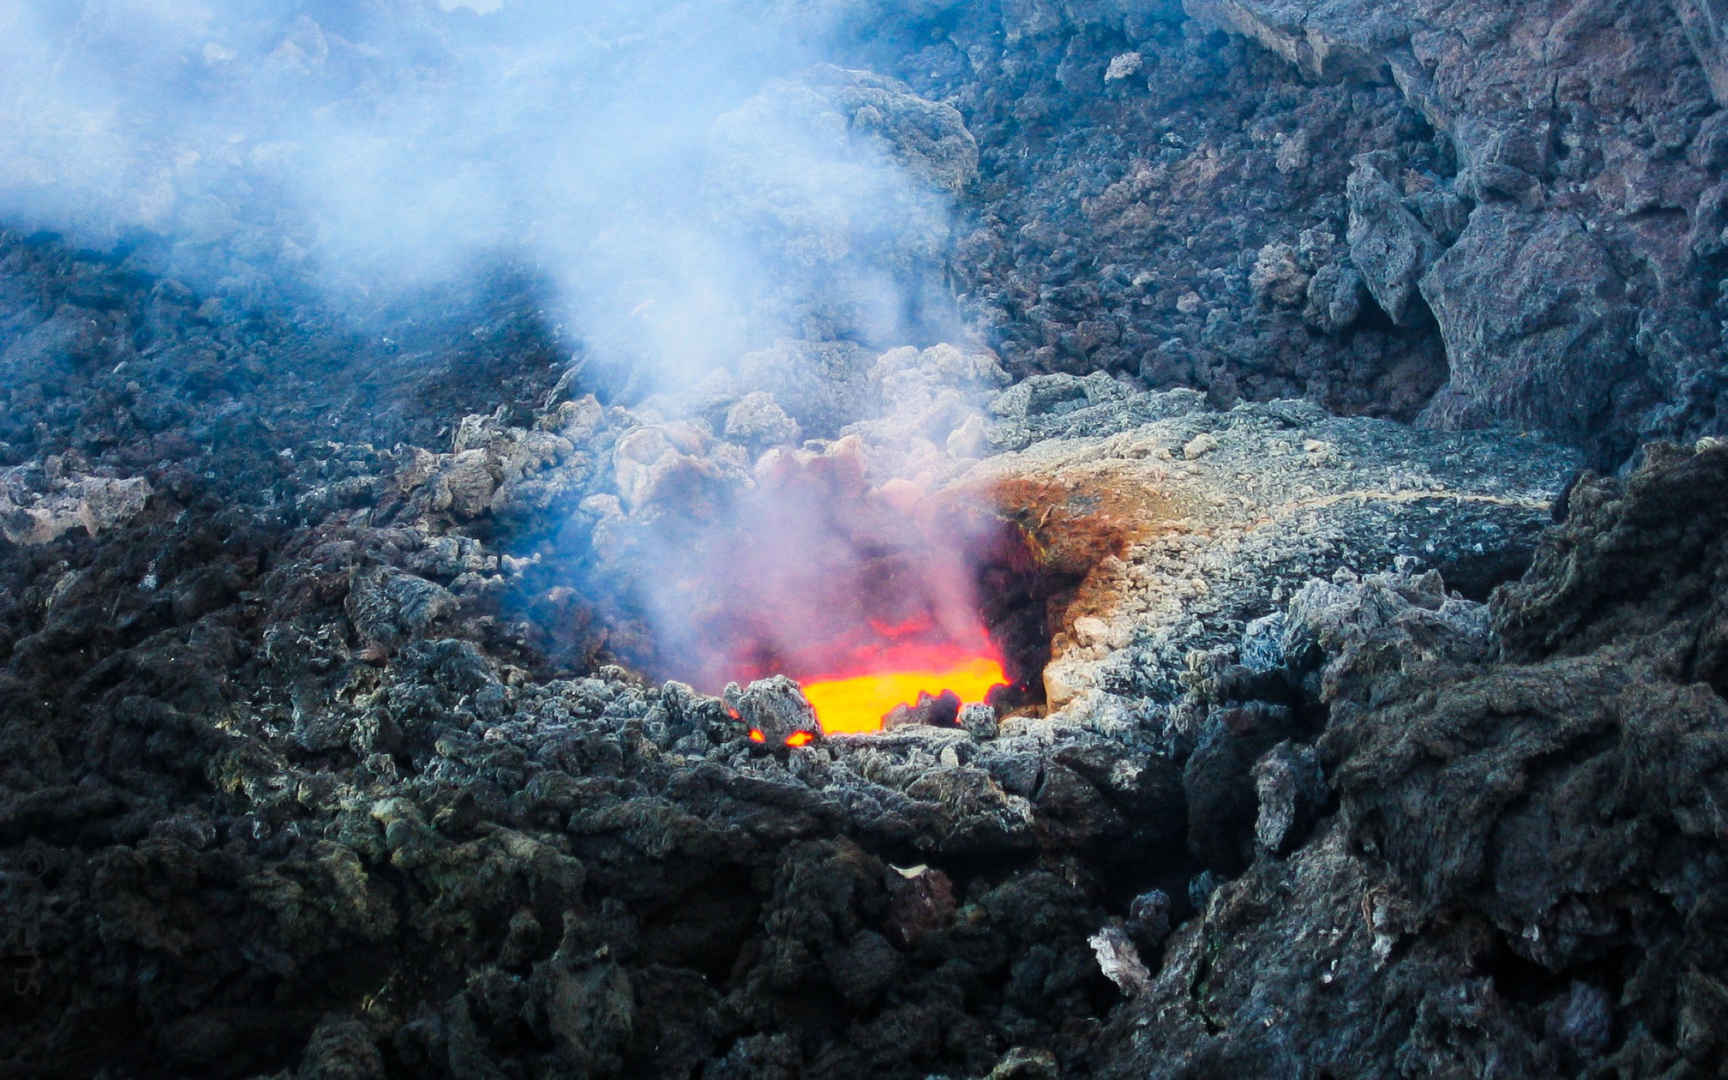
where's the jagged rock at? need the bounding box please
[1301,262,1366,333]
[545,961,635,1072]
[1548,982,1614,1057]
[987,1046,1060,1080]
[1345,155,1439,327]
[724,675,820,744]
[1181,0,1405,82]
[1678,0,1728,105]
[1088,924,1152,997]
[958,387,1577,713]
[1248,241,1308,308]
[0,469,150,545]
[3,7,1727,1079]
[1127,888,1173,948]
[1494,442,1728,682]
[1104,52,1144,82]
[723,391,803,451]
[883,689,961,730]
[1188,0,1722,458]
[884,862,957,946]
[1251,739,1325,855]
[345,565,458,650]
[1417,206,1640,444]
[959,702,999,740]
[1282,444,1728,1066]
[296,1014,386,1080]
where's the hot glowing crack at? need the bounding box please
[800,652,1008,735]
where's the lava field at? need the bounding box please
[3,2,1728,1078]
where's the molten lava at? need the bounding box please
[799,646,1008,735]
[642,452,1041,739]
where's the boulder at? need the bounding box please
[1345,155,1439,327]
[1418,206,1641,443]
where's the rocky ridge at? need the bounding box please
[0,224,1610,1075]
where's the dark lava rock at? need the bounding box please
[1094,441,1728,1077]
[1,5,1724,1079]
[1251,739,1325,856]
[883,688,961,729]
[1180,0,1725,462]
[724,675,820,744]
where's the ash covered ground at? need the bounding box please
[3,2,1728,1078]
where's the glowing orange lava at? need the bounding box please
[801,652,1008,735]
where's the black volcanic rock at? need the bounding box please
[1095,443,1728,1076]
[1,3,1726,1078]
[1176,0,1724,461]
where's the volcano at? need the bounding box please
[4,2,1727,1079]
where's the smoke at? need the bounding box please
[0,0,970,393]
[2,1,1015,701]
[622,440,1008,692]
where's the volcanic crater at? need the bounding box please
[4,2,1728,1079]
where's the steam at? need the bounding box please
[0,0,967,392]
[624,440,1007,692]
[3,1,1011,703]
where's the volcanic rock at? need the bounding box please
[1089,924,1152,998]
[0,468,150,545]
[1092,442,1728,1075]
[1181,0,1723,459]
[1250,739,1325,855]
[722,391,803,452]
[724,675,821,744]
[959,701,999,740]
[883,689,961,730]
[1679,0,1728,104]
[954,382,1579,720]
[1,5,1726,1079]
[1417,205,1639,443]
[345,564,458,651]
[1345,154,1439,326]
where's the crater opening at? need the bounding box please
[582,442,1134,738]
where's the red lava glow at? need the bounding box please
[798,639,1009,736]
[650,459,1032,740]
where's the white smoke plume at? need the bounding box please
[0,0,972,391]
[2,1,1015,707]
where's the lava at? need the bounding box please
[799,647,1008,735]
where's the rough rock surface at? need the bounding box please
[1169,0,1726,460]
[0,224,1592,1077]
[956,377,1577,726]
[1,3,1727,1078]
[812,0,1725,461]
[1095,441,1728,1078]
[11,1,1724,463]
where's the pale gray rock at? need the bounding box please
[1345,155,1439,327]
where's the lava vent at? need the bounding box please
[623,439,1060,737]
